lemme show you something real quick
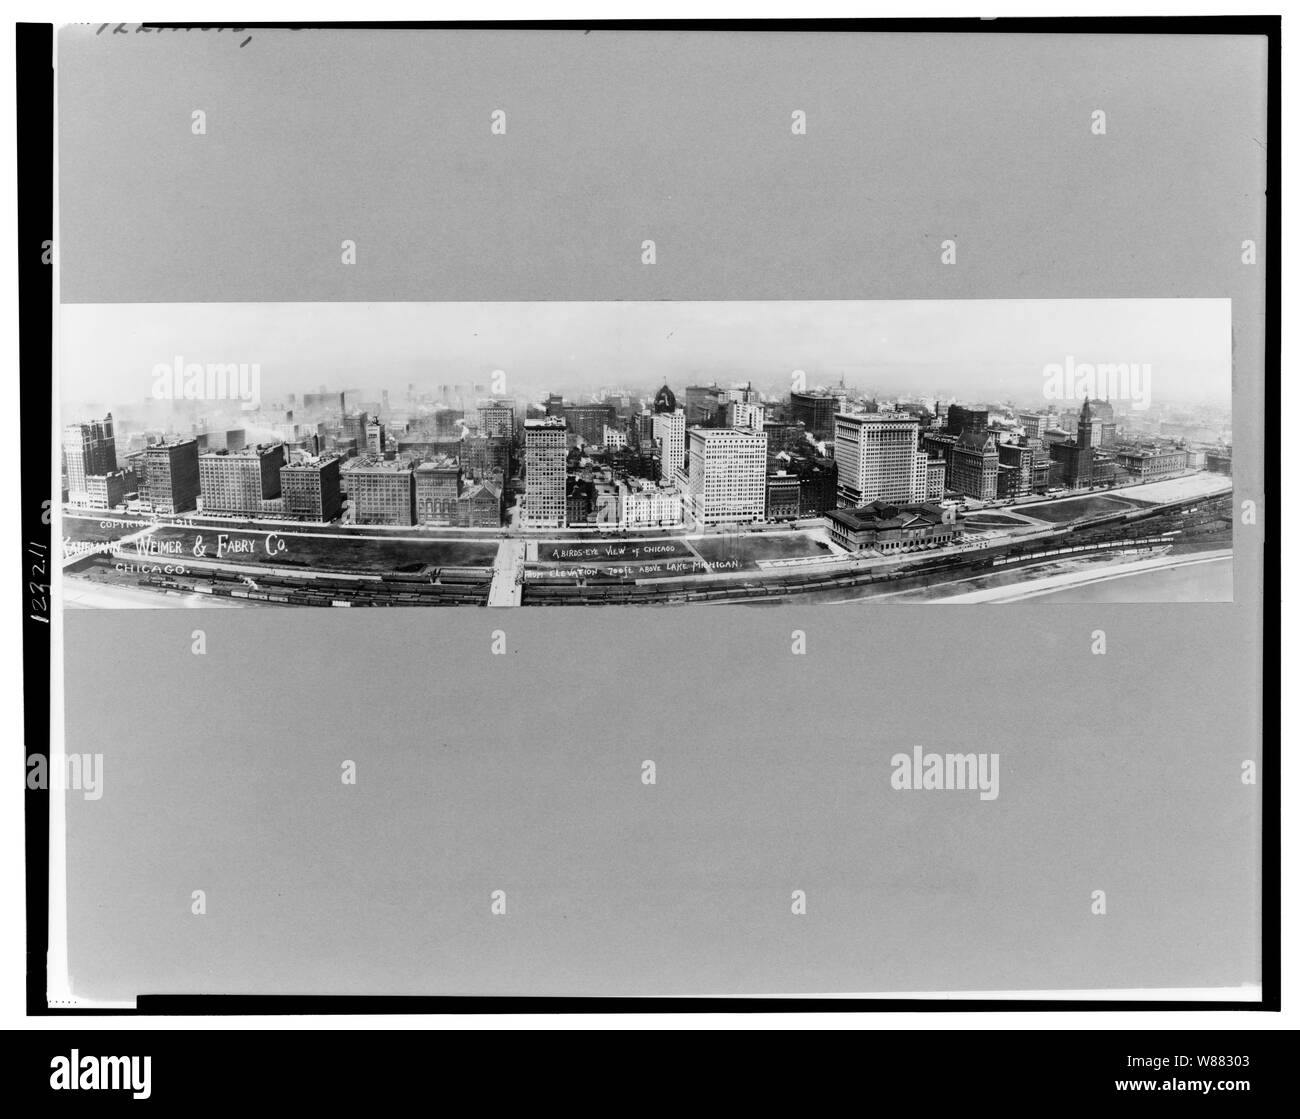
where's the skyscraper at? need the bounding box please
[199,443,287,516]
[344,459,416,525]
[653,410,686,484]
[477,401,515,439]
[791,392,838,441]
[946,404,989,439]
[685,427,767,525]
[140,439,201,515]
[563,403,616,446]
[62,414,117,496]
[833,413,924,507]
[948,430,1001,500]
[523,416,567,528]
[280,456,343,521]
[726,401,765,431]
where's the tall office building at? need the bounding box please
[62,413,118,495]
[925,456,947,500]
[199,443,286,515]
[140,439,201,515]
[949,431,1001,500]
[726,401,765,431]
[344,459,417,525]
[461,434,512,479]
[653,409,686,484]
[683,385,724,425]
[996,440,1035,499]
[946,404,989,439]
[833,413,924,507]
[280,456,342,521]
[365,418,387,456]
[1017,411,1049,441]
[631,410,657,449]
[1086,397,1118,446]
[341,411,370,447]
[685,427,767,525]
[563,403,616,445]
[791,392,839,441]
[523,416,567,528]
[477,401,515,439]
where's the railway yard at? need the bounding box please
[60,474,1233,607]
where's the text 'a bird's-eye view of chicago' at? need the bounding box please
[56,300,1234,609]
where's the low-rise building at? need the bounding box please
[826,500,962,555]
[457,479,503,527]
[619,480,683,528]
[1114,445,1189,481]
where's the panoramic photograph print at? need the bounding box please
[57,297,1234,609]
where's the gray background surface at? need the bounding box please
[56,27,1265,997]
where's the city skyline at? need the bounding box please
[60,299,1233,413]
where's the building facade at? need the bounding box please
[948,431,1000,500]
[925,456,947,500]
[62,414,118,496]
[199,443,286,516]
[834,413,924,507]
[563,404,616,445]
[84,470,128,510]
[685,427,767,525]
[653,410,686,484]
[619,481,684,528]
[345,459,416,525]
[727,401,765,431]
[826,501,962,554]
[280,456,343,521]
[413,458,463,525]
[765,472,801,521]
[791,392,839,441]
[140,439,201,515]
[1115,446,1190,481]
[477,401,515,438]
[523,417,567,528]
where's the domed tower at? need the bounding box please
[652,384,677,414]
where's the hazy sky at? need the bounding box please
[60,299,1231,413]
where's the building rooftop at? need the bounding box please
[414,455,460,472]
[199,441,284,458]
[343,457,414,472]
[827,500,947,533]
[834,411,919,423]
[282,454,341,471]
[688,426,766,440]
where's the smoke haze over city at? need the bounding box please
[61,299,1231,411]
